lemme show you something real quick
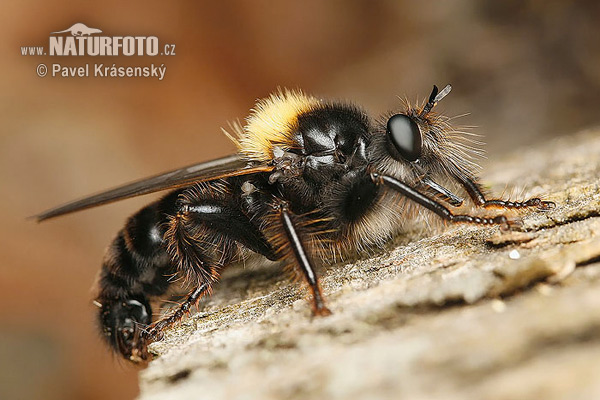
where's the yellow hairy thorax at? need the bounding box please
[230,89,321,162]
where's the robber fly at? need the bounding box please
[36,85,554,363]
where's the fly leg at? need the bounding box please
[421,176,464,206]
[275,203,331,316]
[458,176,555,210]
[371,172,520,230]
[144,283,210,340]
[146,182,276,340]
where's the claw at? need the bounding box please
[539,200,556,211]
[143,324,164,341]
[314,306,332,317]
[498,216,523,232]
[507,218,524,230]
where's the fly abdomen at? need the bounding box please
[97,191,179,302]
[95,191,180,362]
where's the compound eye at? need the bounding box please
[386,114,422,162]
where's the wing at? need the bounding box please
[35,154,273,222]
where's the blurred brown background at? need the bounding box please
[1,1,599,399]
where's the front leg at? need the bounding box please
[458,176,555,210]
[371,172,520,230]
[420,176,464,207]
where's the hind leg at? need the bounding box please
[144,283,211,340]
[145,185,276,339]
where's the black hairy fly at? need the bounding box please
[36,85,554,363]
